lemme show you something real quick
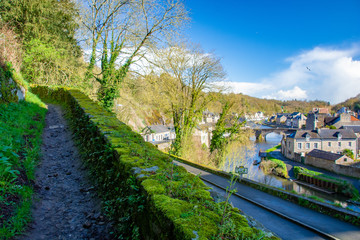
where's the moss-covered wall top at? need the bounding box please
[30,85,276,240]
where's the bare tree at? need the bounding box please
[151,44,226,155]
[78,0,189,110]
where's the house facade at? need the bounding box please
[285,112,307,128]
[142,125,176,143]
[324,113,360,129]
[201,111,220,124]
[282,129,357,161]
[305,149,353,171]
[276,113,290,125]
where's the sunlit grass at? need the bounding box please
[0,92,46,239]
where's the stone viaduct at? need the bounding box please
[254,128,297,141]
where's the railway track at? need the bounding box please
[174,160,344,240]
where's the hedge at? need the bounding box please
[30,86,276,240]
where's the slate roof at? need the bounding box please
[288,129,357,139]
[288,130,320,139]
[318,129,356,139]
[142,125,172,134]
[341,125,360,134]
[306,149,344,162]
[324,117,338,125]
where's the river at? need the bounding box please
[220,124,360,213]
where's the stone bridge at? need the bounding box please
[254,128,297,141]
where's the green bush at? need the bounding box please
[342,149,354,159]
[262,157,289,178]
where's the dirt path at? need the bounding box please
[18,104,112,240]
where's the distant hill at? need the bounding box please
[332,94,360,112]
[115,76,330,130]
[205,92,329,115]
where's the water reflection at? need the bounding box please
[221,123,360,213]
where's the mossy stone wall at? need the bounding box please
[30,86,271,240]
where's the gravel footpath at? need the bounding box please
[18,104,113,240]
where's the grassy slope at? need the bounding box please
[0,92,47,239]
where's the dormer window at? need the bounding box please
[337,132,342,140]
[305,133,310,141]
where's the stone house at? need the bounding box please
[324,113,360,129]
[285,112,307,128]
[142,125,176,143]
[292,114,307,128]
[306,113,330,130]
[305,149,353,171]
[312,107,330,114]
[276,113,290,125]
[341,126,360,157]
[201,111,220,124]
[282,129,357,162]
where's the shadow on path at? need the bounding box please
[18,104,112,240]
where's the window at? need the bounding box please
[306,143,310,149]
[349,142,352,147]
[314,143,318,149]
[344,158,347,162]
[338,142,341,147]
[298,143,302,149]
[328,142,331,147]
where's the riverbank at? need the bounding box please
[173,155,360,227]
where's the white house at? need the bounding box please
[142,125,176,143]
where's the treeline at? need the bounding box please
[332,94,360,113]
[205,92,329,115]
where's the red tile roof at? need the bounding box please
[351,116,359,121]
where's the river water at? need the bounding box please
[220,124,360,213]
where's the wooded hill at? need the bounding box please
[115,74,329,130]
[332,94,360,113]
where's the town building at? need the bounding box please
[201,111,220,124]
[245,111,267,121]
[324,113,360,129]
[276,113,291,125]
[305,149,353,171]
[281,129,357,162]
[311,107,330,114]
[285,112,307,128]
[141,125,176,143]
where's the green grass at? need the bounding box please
[265,144,281,153]
[294,166,360,201]
[0,91,47,239]
[266,156,289,178]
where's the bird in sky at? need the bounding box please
[306,66,311,71]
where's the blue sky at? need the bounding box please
[185,0,360,104]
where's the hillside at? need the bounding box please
[114,75,329,130]
[332,94,360,112]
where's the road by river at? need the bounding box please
[220,124,360,213]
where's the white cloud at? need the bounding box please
[263,86,308,100]
[222,44,360,104]
[213,81,271,95]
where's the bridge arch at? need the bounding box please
[254,128,297,141]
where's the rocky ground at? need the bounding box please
[18,104,113,240]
